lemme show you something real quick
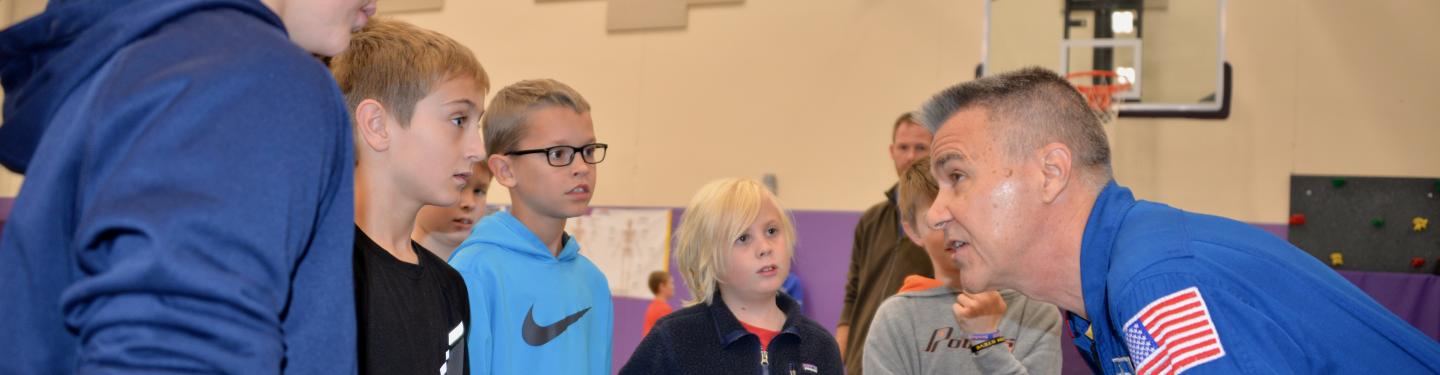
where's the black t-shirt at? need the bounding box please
[354,226,469,375]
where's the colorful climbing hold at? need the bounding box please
[1329,252,1344,267]
[1415,217,1430,232]
[1371,218,1385,228]
[1289,214,1307,226]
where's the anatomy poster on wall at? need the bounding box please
[568,208,673,299]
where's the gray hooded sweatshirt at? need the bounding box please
[864,286,1063,375]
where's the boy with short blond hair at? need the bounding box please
[839,112,936,375]
[621,178,841,374]
[413,161,493,261]
[331,17,488,375]
[449,79,613,374]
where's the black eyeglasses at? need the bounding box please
[505,143,608,167]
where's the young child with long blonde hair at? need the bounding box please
[621,178,841,374]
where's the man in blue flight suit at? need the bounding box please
[914,67,1440,374]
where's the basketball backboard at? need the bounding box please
[982,0,1230,118]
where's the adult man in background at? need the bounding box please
[838,112,936,375]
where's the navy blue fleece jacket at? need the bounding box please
[621,291,842,375]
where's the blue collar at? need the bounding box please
[708,291,804,349]
[1066,180,1139,373]
[485,211,579,261]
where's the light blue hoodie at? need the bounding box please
[449,211,613,374]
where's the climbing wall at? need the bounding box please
[1288,175,1440,274]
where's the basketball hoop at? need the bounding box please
[1066,70,1131,123]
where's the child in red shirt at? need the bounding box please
[642,270,675,336]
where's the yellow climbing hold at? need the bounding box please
[1414,217,1430,232]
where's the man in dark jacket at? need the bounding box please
[0,0,374,373]
[837,112,936,375]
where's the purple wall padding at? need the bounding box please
[1253,223,1288,240]
[786,209,867,332]
[610,297,651,373]
[1338,271,1440,340]
[1253,223,1439,339]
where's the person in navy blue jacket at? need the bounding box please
[915,67,1440,374]
[0,0,374,373]
[622,178,842,375]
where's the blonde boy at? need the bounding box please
[863,157,1062,375]
[413,161,493,261]
[621,178,842,374]
[331,18,487,374]
[448,79,613,374]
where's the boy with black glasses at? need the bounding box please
[449,79,614,374]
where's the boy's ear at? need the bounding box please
[355,99,392,153]
[900,219,924,247]
[489,154,518,189]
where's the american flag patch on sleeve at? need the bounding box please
[1122,286,1226,375]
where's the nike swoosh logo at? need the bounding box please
[522,305,591,346]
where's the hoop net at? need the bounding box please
[1066,70,1131,123]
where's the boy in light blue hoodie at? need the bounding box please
[449,79,613,374]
